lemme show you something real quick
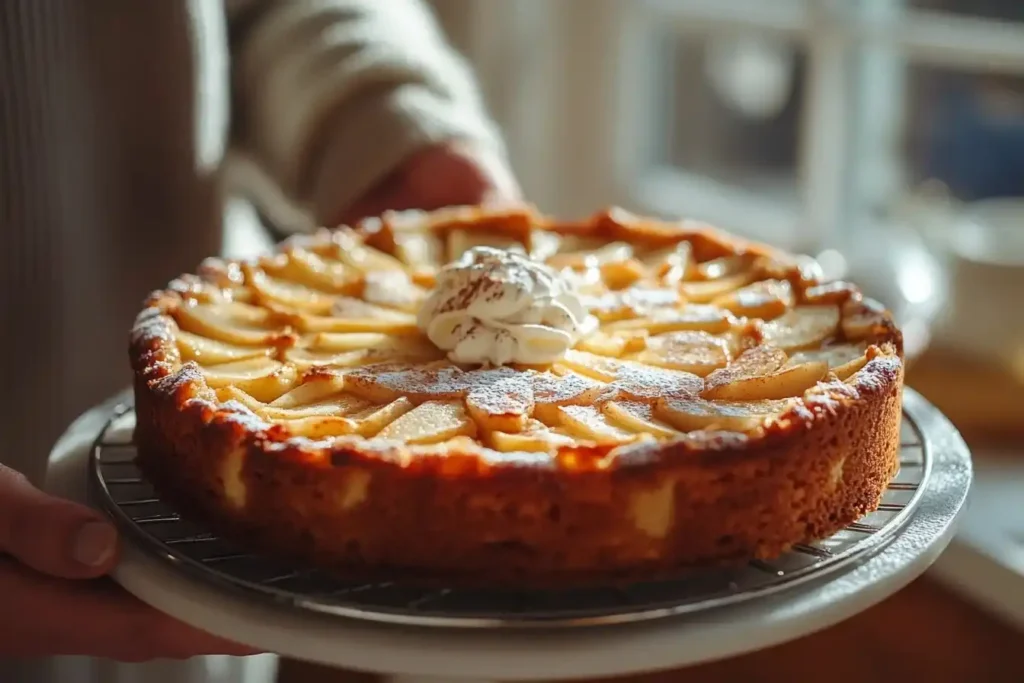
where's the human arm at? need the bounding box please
[226,0,520,227]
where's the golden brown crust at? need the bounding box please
[129,205,904,586]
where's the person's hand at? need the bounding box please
[0,465,257,661]
[335,141,522,227]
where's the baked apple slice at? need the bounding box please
[175,330,274,365]
[632,330,731,377]
[601,401,680,439]
[376,400,478,445]
[654,397,791,432]
[761,305,840,351]
[712,279,794,320]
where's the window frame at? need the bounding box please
[462,0,1024,252]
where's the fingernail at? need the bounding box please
[73,521,117,567]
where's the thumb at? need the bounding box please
[0,465,119,579]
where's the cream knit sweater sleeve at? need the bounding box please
[226,0,506,224]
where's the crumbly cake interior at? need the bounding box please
[151,206,899,465]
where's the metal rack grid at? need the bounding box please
[89,400,930,630]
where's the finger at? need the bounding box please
[0,465,119,579]
[0,558,259,661]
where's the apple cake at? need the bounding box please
[130,205,904,586]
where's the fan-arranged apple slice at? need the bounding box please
[600,258,646,290]
[393,232,445,270]
[604,304,735,335]
[840,298,890,341]
[654,397,791,432]
[219,385,369,421]
[292,298,419,334]
[344,362,470,404]
[331,231,406,273]
[548,405,638,444]
[489,419,576,453]
[269,247,362,295]
[575,330,646,357]
[601,401,680,440]
[632,330,731,377]
[679,272,755,303]
[345,398,414,437]
[199,357,298,402]
[702,360,828,401]
[244,264,337,314]
[269,374,347,408]
[175,329,274,365]
[712,279,794,320]
[760,305,841,351]
[175,302,287,346]
[376,400,478,445]
[640,241,693,285]
[547,241,634,270]
[360,270,427,313]
[530,370,605,424]
[786,342,868,380]
[465,372,534,434]
[584,287,682,322]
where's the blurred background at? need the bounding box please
[276,0,1024,681]
[3,0,1022,681]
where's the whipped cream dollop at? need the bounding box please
[417,246,594,365]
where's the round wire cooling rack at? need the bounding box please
[89,398,931,630]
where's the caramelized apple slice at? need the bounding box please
[175,330,273,364]
[641,241,693,285]
[308,332,441,361]
[575,330,646,357]
[283,348,372,371]
[293,310,419,335]
[221,385,369,420]
[332,232,406,272]
[547,242,634,270]
[347,398,414,437]
[531,370,605,424]
[175,302,285,346]
[841,298,890,341]
[559,349,626,382]
[361,271,426,313]
[761,305,840,351]
[600,259,645,290]
[701,345,787,397]
[633,331,731,377]
[466,373,534,433]
[376,400,477,445]
[244,264,336,314]
[602,364,704,403]
[490,421,576,453]
[269,374,346,407]
[394,232,445,269]
[551,405,637,443]
[602,401,680,439]
[604,304,734,335]
[345,363,468,404]
[701,361,828,401]
[786,342,868,379]
[679,272,755,303]
[272,248,361,294]
[713,279,794,320]
[654,397,790,432]
[200,357,297,402]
